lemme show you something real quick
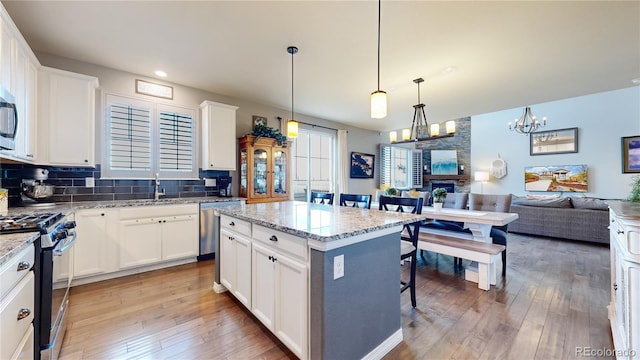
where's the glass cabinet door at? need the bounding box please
[272,149,287,195]
[253,148,268,195]
[240,148,247,196]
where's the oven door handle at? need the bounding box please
[53,231,77,256]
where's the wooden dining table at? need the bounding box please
[418,206,519,241]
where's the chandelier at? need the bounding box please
[509,106,547,135]
[389,78,455,143]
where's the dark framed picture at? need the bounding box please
[252,115,267,129]
[350,152,375,178]
[530,127,578,156]
[622,135,640,173]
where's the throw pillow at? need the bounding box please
[512,196,572,208]
[571,197,609,210]
[525,194,561,200]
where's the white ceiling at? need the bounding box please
[4,1,639,132]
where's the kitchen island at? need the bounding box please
[215,201,427,360]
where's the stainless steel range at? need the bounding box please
[0,212,76,360]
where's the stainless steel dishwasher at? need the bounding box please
[199,201,241,286]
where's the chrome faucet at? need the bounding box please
[154,173,165,200]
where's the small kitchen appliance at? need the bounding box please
[21,168,56,207]
[218,176,232,197]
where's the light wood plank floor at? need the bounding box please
[59,233,613,360]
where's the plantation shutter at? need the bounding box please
[107,99,152,175]
[158,108,194,172]
[379,145,391,188]
[411,150,423,188]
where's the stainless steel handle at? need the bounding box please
[17,308,31,320]
[16,261,30,271]
[269,235,278,242]
[54,231,77,256]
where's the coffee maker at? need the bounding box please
[218,176,232,197]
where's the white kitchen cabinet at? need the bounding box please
[200,100,238,171]
[0,244,35,360]
[608,204,640,359]
[38,66,98,167]
[0,15,13,93]
[12,45,37,162]
[73,208,119,278]
[118,204,198,270]
[251,225,308,359]
[220,226,252,308]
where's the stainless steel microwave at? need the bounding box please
[0,85,17,151]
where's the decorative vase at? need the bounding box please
[433,202,443,211]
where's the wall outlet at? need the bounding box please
[205,178,216,187]
[85,177,95,188]
[333,254,344,280]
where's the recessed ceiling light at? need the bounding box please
[441,66,457,75]
[155,70,167,77]
[632,78,640,85]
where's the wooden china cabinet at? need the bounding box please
[239,135,291,204]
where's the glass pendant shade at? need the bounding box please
[371,90,387,119]
[430,123,440,136]
[389,131,397,142]
[446,120,456,134]
[287,120,299,138]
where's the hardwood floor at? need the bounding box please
[59,233,613,360]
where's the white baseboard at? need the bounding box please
[361,328,403,360]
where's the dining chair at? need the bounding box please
[379,195,423,307]
[468,193,512,276]
[421,192,469,264]
[338,193,372,209]
[310,191,334,205]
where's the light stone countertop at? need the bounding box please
[216,200,427,242]
[609,200,640,220]
[0,231,39,267]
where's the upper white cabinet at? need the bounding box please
[200,100,238,170]
[0,4,39,163]
[38,66,98,167]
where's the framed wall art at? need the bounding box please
[622,135,640,173]
[524,164,588,192]
[350,152,375,178]
[430,150,458,175]
[530,127,578,156]
[252,115,267,129]
[135,79,173,99]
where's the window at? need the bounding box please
[379,145,422,189]
[103,94,197,179]
[292,128,335,201]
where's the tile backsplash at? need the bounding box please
[0,163,230,206]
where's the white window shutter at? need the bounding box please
[379,145,391,188]
[411,150,423,188]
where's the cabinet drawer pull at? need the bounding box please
[17,308,31,320]
[16,261,30,271]
[229,221,235,226]
[269,235,278,242]
[614,283,618,291]
[617,229,625,235]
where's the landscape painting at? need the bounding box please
[524,165,588,192]
[431,150,458,175]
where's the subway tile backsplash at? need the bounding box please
[0,163,230,206]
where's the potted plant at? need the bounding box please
[250,124,288,147]
[384,187,399,196]
[432,187,448,210]
[630,175,640,202]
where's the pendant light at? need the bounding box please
[287,46,299,138]
[370,0,387,119]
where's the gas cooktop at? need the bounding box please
[0,212,65,234]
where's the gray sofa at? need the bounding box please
[508,195,610,244]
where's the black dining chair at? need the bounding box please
[379,195,423,307]
[310,191,334,205]
[338,193,372,209]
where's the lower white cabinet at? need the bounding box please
[609,205,640,359]
[74,209,118,278]
[220,227,251,308]
[251,226,308,359]
[0,269,34,360]
[118,204,198,269]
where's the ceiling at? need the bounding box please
[4,1,639,132]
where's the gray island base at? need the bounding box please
[215,201,426,359]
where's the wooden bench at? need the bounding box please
[417,231,505,290]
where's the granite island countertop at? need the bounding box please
[0,231,40,267]
[216,200,427,242]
